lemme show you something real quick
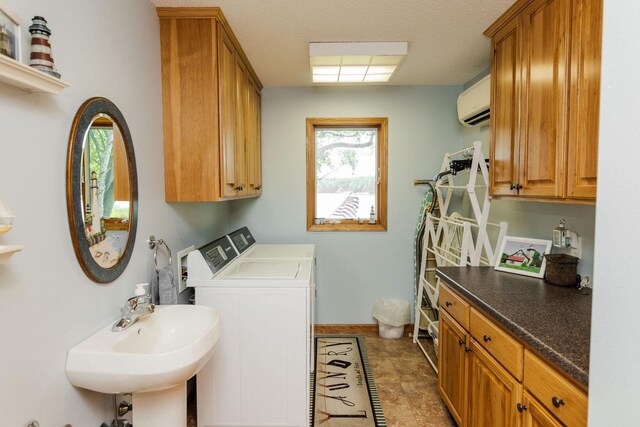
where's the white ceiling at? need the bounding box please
[149,0,515,87]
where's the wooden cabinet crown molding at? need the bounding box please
[156,7,263,91]
[484,0,531,37]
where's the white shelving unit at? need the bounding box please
[412,140,508,373]
[0,198,22,264]
[0,245,23,264]
[0,54,70,94]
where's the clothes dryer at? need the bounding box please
[188,235,313,427]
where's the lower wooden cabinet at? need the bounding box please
[468,340,522,427]
[524,350,588,426]
[438,283,588,427]
[439,310,469,426]
[521,392,563,427]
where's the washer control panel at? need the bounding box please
[227,226,256,254]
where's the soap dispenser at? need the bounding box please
[135,283,149,296]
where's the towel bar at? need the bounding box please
[148,235,172,271]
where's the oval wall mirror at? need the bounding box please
[66,97,138,283]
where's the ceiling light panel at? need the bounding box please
[309,42,407,84]
[312,66,340,75]
[341,66,369,75]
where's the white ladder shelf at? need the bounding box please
[412,140,508,373]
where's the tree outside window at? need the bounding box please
[306,118,388,232]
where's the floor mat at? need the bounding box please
[311,335,386,426]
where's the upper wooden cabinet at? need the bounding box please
[485,0,602,203]
[157,8,262,202]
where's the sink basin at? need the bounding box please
[66,305,221,427]
[66,304,221,393]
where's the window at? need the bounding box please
[306,117,388,231]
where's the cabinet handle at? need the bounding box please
[255,185,262,190]
[515,184,523,190]
[465,347,472,353]
[445,301,453,307]
[517,403,528,413]
[458,338,465,346]
[509,183,523,191]
[483,335,492,343]
[235,185,244,191]
[551,397,565,408]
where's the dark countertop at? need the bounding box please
[436,266,591,388]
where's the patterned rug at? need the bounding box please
[311,335,386,426]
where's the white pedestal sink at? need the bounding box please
[66,305,222,427]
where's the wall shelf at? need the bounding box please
[0,245,23,265]
[0,54,70,94]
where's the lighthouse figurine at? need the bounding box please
[28,16,60,78]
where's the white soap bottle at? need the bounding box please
[135,283,149,296]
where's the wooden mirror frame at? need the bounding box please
[66,97,138,283]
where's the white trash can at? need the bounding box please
[372,299,411,339]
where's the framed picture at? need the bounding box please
[494,236,552,278]
[0,2,21,61]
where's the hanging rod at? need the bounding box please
[413,179,434,186]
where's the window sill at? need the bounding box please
[307,223,387,232]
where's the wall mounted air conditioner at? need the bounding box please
[457,74,490,127]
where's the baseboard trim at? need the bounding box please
[315,324,415,336]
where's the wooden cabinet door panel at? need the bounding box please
[234,57,248,197]
[253,85,262,195]
[218,26,238,198]
[439,310,469,426]
[522,392,562,427]
[566,0,602,200]
[246,79,262,195]
[490,18,520,197]
[469,340,522,427]
[518,0,570,198]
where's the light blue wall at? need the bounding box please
[0,0,230,424]
[461,70,596,281]
[229,86,463,324]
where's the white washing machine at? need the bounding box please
[227,226,315,260]
[226,226,317,371]
[188,235,314,427]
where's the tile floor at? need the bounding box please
[187,329,455,427]
[361,330,455,427]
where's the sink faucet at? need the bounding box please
[112,294,155,332]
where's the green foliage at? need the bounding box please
[87,128,115,217]
[530,251,543,268]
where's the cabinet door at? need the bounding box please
[518,0,570,198]
[246,78,262,195]
[521,392,562,427]
[234,57,248,197]
[490,17,520,197]
[439,310,469,426]
[566,0,602,200]
[468,340,522,427]
[218,26,238,198]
